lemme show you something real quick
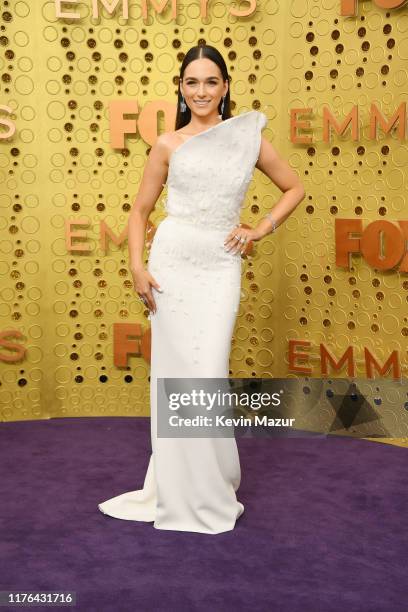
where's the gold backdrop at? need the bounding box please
[1,1,407,437]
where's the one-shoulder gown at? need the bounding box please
[98,110,268,534]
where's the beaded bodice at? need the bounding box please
[163,110,268,231]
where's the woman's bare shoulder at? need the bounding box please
[157,129,188,160]
[160,127,189,143]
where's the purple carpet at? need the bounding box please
[0,417,406,611]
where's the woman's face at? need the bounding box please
[180,58,228,118]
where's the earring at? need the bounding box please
[220,95,225,114]
[180,95,187,112]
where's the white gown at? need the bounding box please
[98,110,268,534]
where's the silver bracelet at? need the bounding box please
[265,212,277,233]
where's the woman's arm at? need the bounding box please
[128,135,169,272]
[128,134,170,313]
[254,137,306,240]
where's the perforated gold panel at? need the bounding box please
[1,2,407,430]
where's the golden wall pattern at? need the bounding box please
[1,1,407,422]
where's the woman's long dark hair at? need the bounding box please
[175,45,232,130]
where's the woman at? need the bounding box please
[98,44,305,534]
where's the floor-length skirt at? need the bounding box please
[98,215,244,534]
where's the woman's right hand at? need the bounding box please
[130,266,162,314]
